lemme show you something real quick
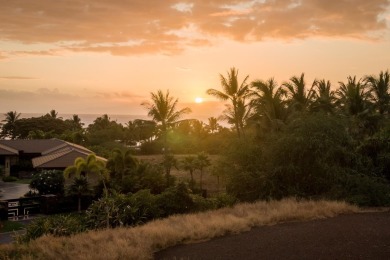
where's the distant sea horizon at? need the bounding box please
[0,112,219,127]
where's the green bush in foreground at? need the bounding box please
[17,214,87,243]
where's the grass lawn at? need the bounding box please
[14,178,32,185]
[0,220,25,233]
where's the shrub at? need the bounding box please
[29,170,65,195]
[156,182,194,217]
[86,192,146,229]
[17,214,88,243]
[330,173,390,207]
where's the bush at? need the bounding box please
[156,182,194,217]
[17,214,88,243]
[330,173,390,207]
[29,170,65,195]
[86,192,146,229]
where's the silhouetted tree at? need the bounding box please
[207,67,250,137]
[142,90,191,153]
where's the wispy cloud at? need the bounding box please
[0,0,388,56]
[0,88,145,114]
[0,76,38,80]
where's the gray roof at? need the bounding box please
[0,138,106,169]
[0,143,18,155]
[32,147,106,168]
[0,139,65,154]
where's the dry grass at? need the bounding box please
[0,198,359,260]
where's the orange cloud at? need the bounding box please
[0,0,388,56]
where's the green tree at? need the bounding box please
[336,76,372,116]
[207,67,250,137]
[310,79,336,114]
[86,114,124,146]
[196,152,211,190]
[67,176,92,212]
[1,111,21,139]
[64,154,108,182]
[142,90,191,153]
[64,154,110,228]
[64,114,84,131]
[251,78,288,131]
[222,98,253,137]
[46,109,60,119]
[364,70,390,115]
[283,73,315,112]
[206,117,221,134]
[182,155,197,188]
[106,148,138,181]
[13,115,71,139]
[161,153,178,186]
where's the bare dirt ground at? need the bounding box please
[155,211,390,260]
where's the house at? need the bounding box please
[0,138,106,177]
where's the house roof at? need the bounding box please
[0,143,18,155]
[0,138,106,169]
[32,147,107,168]
[0,139,65,154]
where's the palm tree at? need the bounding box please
[67,176,92,213]
[46,109,62,119]
[161,153,178,186]
[251,78,288,130]
[106,148,138,181]
[1,111,21,139]
[64,154,108,181]
[191,120,206,137]
[142,90,191,153]
[310,79,337,114]
[222,98,253,136]
[336,76,372,116]
[182,155,197,188]
[364,70,390,115]
[64,154,110,228]
[71,114,84,130]
[207,67,250,137]
[196,152,211,190]
[337,76,376,138]
[282,73,315,112]
[206,117,220,134]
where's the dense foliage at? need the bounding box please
[30,170,65,195]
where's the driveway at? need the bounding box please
[0,181,31,200]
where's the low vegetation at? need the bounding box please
[0,199,358,260]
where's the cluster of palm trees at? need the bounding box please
[207,68,390,137]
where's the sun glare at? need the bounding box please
[195,97,203,103]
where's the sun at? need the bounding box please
[195,97,203,103]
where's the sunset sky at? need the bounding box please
[0,0,389,120]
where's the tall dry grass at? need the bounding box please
[0,198,358,260]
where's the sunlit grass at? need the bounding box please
[0,198,359,260]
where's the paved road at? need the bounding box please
[156,211,390,260]
[0,181,30,200]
